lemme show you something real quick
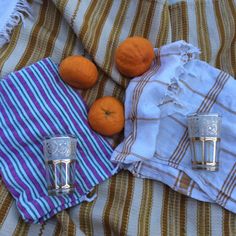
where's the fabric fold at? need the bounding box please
[0,58,117,223]
[111,40,236,213]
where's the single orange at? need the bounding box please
[88,96,125,136]
[59,55,98,89]
[115,36,155,77]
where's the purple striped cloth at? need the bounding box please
[0,58,117,223]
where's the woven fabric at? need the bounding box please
[0,57,116,223]
[111,40,235,213]
[0,0,235,235]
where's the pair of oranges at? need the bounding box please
[59,37,155,136]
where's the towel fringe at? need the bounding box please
[158,41,200,117]
[0,0,31,48]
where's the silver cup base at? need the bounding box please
[48,187,75,196]
[192,163,219,172]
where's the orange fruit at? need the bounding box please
[115,36,155,77]
[59,55,98,89]
[88,96,125,136]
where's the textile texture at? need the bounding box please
[0,0,31,48]
[0,0,235,235]
[112,40,235,213]
[0,57,116,223]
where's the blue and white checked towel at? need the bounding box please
[111,41,236,213]
[0,58,117,223]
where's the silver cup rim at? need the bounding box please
[187,112,222,119]
[43,134,77,141]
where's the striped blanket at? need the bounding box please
[0,0,235,235]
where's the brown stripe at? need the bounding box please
[195,0,211,62]
[197,72,228,112]
[156,2,170,47]
[197,202,211,236]
[214,0,235,75]
[61,29,77,59]
[102,175,117,236]
[53,0,69,12]
[223,210,230,236]
[0,24,22,73]
[181,2,189,42]
[70,1,81,28]
[228,0,236,77]
[129,1,143,36]
[16,1,49,69]
[137,179,153,236]
[42,7,63,59]
[19,0,62,67]
[161,185,169,236]
[12,217,30,236]
[179,194,186,236]
[214,0,225,71]
[179,78,236,115]
[119,172,135,236]
[102,1,129,76]
[67,209,76,236]
[111,174,123,236]
[79,189,97,236]
[87,1,113,56]
[229,211,236,235]
[0,184,13,225]
[79,1,99,47]
[170,2,189,41]
[55,210,76,236]
[143,1,157,38]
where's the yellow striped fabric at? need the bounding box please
[0,0,235,235]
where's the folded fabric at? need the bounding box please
[111,40,236,213]
[0,58,117,223]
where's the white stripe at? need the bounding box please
[187,2,198,46]
[126,177,144,236]
[205,1,221,66]
[0,202,21,235]
[149,181,164,236]
[211,205,223,236]
[186,199,198,236]
[95,0,122,65]
[71,0,91,36]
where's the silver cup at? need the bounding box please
[187,113,222,171]
[43,135,77,195]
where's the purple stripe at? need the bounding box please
[44,60,114,172]
[44,59,112,157]
[16,200,34,222]
[14,71,59,135]
[0,133,44,217]
[39,195,81,223]
[1,77,57,213]
[33,63,106,181]
[1,81,74,220]
[16,70,88,201]
[0,151,21,199]
[25,65,96,187]
[48,60,114,165]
